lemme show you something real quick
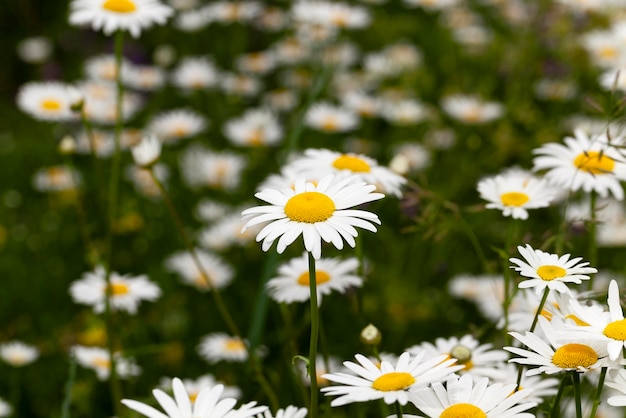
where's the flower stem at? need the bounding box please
[502,220,519,344]
[572,372,582,418]
[308,251,320,418]
[549,376,567,418]
[589,367,607,418]
[395,401,403,418]
[61,354,77,418]
[516,286,550,390]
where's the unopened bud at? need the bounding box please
[59,135,76,155]
[360,323,381,346]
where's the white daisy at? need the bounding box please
[258,406,307,418]
[0,398,11,418]
[158,374,242,402]
[146,108,208,144]
[509,244,597,294]
[124,63,166,91]
[407,374,536,418]
[122,377,266,418]
[171,56,220,90]
[441,94,504,124]
[69,265,161,314]
[223,108,283,147]
[0,341,39,367]
[388,143,431,175]
[165,249,234,291]
[304,102,359,133]
[16,36,53,64]
[287,148,407,197]
[606,368,626,406]
[505,316,608,375]
[72,345,141,380]
[198,213,261,251]
[179,146,247,191]
[208,1,263,24]
[32,166,81,193]
[69,0,173,38]
[379,99,431,126]
[16,81,81,122]
[321,351,462,406]
[406,334,509,381]
[494,363,559,405]
[220,73,262,97]
[292,1,370,29]
[126,163,169,199]
[197,333,248,364]
[83,54,131,82]
[448,273,504,322]
[267,252,362,305]
[131,134,161,168]
[477,168,557,220]
[235,51,276,75]
[532,128,626,199]
[74,129,116,158]
[241,173,384,260]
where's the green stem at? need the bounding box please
[61,354,77,418]
[395,401,403,418]
[572,372,582,418]
[502,220,519,345]
[589,367,607,418]
[549,376,567,418]
[308,252,320,418]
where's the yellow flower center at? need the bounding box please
[500,192,529,207]
[224,339,245,352]
[297,270,331,286]
[102,0,137,13]
[604,319,626,341]
[108,282,129,295]
[551,343,598,369]
[440,403,487,418]
[189,392,199,403]
[284,192,336,223]
[321,118,338,132]
[41,99,62,111]
[565,314,590,327]
[332,155,371,173]
[248,129,264,145]
[92,357,111,369]
[173,125,189,138]
[371,372,415,391]
[574,151,615,175]
[599,47,617,59]
[536,265,566,281]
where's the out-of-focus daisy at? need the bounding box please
[221,73,262,97]
[407,374,535,418]
[165,249,234,291]
[606,368,626,406]
[131,134,161,168]
[263,88,298,112]
[320,42,360,68]
[17,81,81,122]
[340,91,380,118]
[388,143,431,175]
[267,252,362,305]
[292,1,370,29]
[506,316,608,375]
[83,54,131,82]
[407,334,508,381]
[534,78,578,101]
[477,168,557,220]
[580,29,625,69]
[304,102,359,133]
[235,51,276,75]
[124,64,166,91]
[198,212,261,251]
[72,345,141,380]
[16,36,53,64]
[208,1,262,24]
[175,6,214,32]
[126,163,169,199]
[0,398,11,418]
[288,148,406,197]
[509,244,597,294]
[532,129,626,199]
[379,98,431,126]
[195,199,230,222]
[159,374,242,402]
[69,0,173,38]
[223,108,283,147]
[441,94,504,124]
[81,87,143,125]
[122,377,266,418]
[179,146,247,191]
[69,265,161,314]
[147,108,207,144]
[171,56,220,90]
[198,333,248,364]
[32,166,81,193]
[241,174,384,259]
[74,129,115,158]
[448,273,504,322]
[258,406,307,418]
[0,341,39,367]
[403,0,461,11]
[321,351,461,406]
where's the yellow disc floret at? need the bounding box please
[536,265,566,281]
[332,155,371,172]
[297,271,331,286]
[109,282,129,296]
[604,319,626,341]
[440,403,487,418]
[41,99,62,111]
[552,343,598,369]
[102,0,137,13]
[574,151,615,175]
[284,192,336,223]
[500,192,529,207]
[371,372,415,391]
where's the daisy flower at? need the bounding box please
[122,377,267,418]
[477,168,557,220]
[69,265,161,314]
[126,163,169,199]
[158,374,242,402]
[258,406,307,418]
[16,36,53,64]
[32,166,81,193]
[0,399,11,418]
[179,146,247,191]
[509,244,597,294]
[16,81,81,122]
[165,249,234,291]
[320,351,462,406]
[448,274,505,322]
[223,108,283,147]
[235,51,276,75]
[131,134,161,168]
[441,94,504,124]
[241,173,384,260]
[406,334,509,381]
[198,212,261,251]
[147,108,208,143]
[388,143,431,175]
[304,102,359,133]
[124,64,166,91]
[505,316,608,375]
[171,56,221,90]
[288,148,407,197]
[69,0,173,38]
[197,333,248,364]
[407,374,536,418]
[0,341,39,367]
[220,73,262,97]
[495,364,559,405]
[379,99,431,126]
[606,368,626,406]
[72,345,141,380]
[532,128,626,199]
[266,252,362,305]
[74,129,116,158]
